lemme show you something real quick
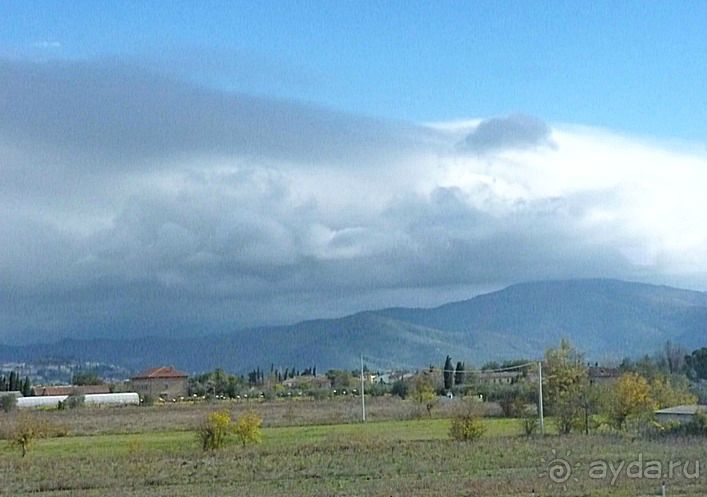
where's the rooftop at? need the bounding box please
[655,405,707,415]
[132,366,188,380]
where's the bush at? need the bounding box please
[197,410,232,451]
[233,412,263,447]
[367,381,389,397]
[450,403,486,442]
[9,412,47,457]
[65,392,85,409]
[519,405,539,436]
[1,394,17,413]
[391,380,408,399]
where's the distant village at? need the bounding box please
[3,340,707,430]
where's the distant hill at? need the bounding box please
[1,279,706,373]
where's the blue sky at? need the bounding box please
[2,1,706,141]
[2,2,707,344]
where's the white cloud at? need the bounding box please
[1,58,707,343]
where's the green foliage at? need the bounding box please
[493,383,532,417]
[1,394,17,413]
[233,412,263,447]
[686,347,707,380]
[521,406,539,436]
[366,381,389,397]
[449,405,486,442]
[443,355,454,391]
[650,374,697,409]
[454,361,465,385]
[0,372,32,396]
[72,371,104,385]
[197,410,232,451]
[391,380,408,399]
[9,412,47,457]
[602,372,655,430]
[412,373,437,417]
[189,368,246,398]
[65,392,85,409]
[543,339,588,433]
[326,369,353,389]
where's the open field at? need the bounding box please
[1,399,706,496]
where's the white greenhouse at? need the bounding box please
[16,392,140,409]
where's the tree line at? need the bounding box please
[0,371,32,396]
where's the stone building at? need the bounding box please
[130,366,188,400]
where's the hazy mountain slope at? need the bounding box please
[1,279,706,373]
[376,279,707,360]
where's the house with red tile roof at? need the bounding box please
[130,366,188,400]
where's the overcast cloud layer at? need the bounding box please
[2,59,707,344]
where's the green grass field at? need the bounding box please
[1,402,706,496]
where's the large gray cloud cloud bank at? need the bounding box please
[2,59,707,344]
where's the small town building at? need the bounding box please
[474,371,521,385]
[588,366,621,385]
[130,366,189,399]
[654,405,707,424]
[282,375,330,389]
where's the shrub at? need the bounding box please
[450,413,486,441]
[9,412,47,457]
[197,410,232,451]
[233,412,263,447]
[522,406,539,436]
[391,380,408,399]
[65,392,85,409]
[1,394,17,413]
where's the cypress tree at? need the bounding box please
[443,355,454,391]
[454,361,465,385]
[9,371,18,391]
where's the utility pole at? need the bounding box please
[360,355,366,422]
[538,361,545,435]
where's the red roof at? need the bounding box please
[33,385,111,396]
[131,366,188,380]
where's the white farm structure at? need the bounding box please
[16,392,140,409]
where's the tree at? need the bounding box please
[443,356,454,391]
[664,340,686,375]
[10,413,47,457]
[391,380,408,399]
[9,371,18,391]
[413,373,437,417]
[454,361,465,386]
[1,394,17,413]
[686,348,707,380]
[21,376,32,397]
[650,374,696,409]
[325,370,353,390]
[197,410,232,451]
[233,412,263,447]
[603,372,655,430]
[543,340,588,434]
[72,371,103,386]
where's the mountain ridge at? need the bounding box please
[1,279,705,373]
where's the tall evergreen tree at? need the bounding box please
[9,371,18,391]
[22,376,32,397]
[443,355,454,391]
[454,361,465,385]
